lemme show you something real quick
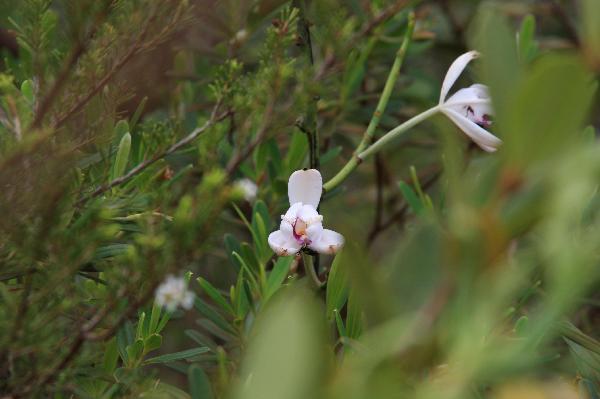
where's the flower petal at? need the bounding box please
[268,230,301,256]
[308,229,344,255]
[288,169,322,209]
[441,108,502,152]
[440,51,480,104]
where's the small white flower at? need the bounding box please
[155,275,195,312]
[235,178,258,202]
[438,51,502,152]
[268,169,344,256]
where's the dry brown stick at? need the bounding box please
[30,1,114,129]
[76,104,228,207]
[315,0,410,80]
[225,100,275,176]
[367,166,442,245]
[50,6,162,130]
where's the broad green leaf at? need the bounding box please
[345,289,363,340]
[126,339,144,364]
[264,256,293,301]
[114,119,129,140]
[472,9,522,131]
[233,271,250,319]
[513,315,529,337]
[144,347,210,365]
[518,14,537,64]
[189,365,214,399]
[130,96,147,130]
[233,289,326,399]
[20,79,34,104]
[103,338,119,374]
[285,131,308,171]
[398,181,424,216]
[197,277,234,315]
[326,251,348,320]
[111,132,131,181]
[503,55,595,165]
[565,338,600,382]
[149,303,162,335]
[144,334,163,353]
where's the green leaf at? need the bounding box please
[144,347,210,365]
[345,289,363,340]
[503,55,595,165]
[136,311,146,340]
[197,277,234,315]
[103,338,119,374]
[326,251,349,320]
[130,96,147,131]
[333,309,346,337]
[126,339,144,364]
[189,365,214,399]
[114,119,129,140]
[565,338,600,381]
[93,244,132,260]
[144,334,163,353]
[264,257,293,301]
[233,271,250,319]
[185,329,218,352]
[398,181,423,216]
[194,298,236,335]
[111,132,131,181]
[148,303,163,335]
[156,311,170,332]
[518,14,537,64]
[285,131,308,171]
[20,79,34,104]
[233,289,326,399]
[224,234,242,271]
[116,321,135,362]
[513,315,528,337]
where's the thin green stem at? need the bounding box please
[322,12,416,192]
[358,105,440,160]
[293,0,319,170]
[302,252,324,289]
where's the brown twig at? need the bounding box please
[76,103,228,207]
[368,166,442,245]
[50,3,179,130]
[30,1,114,129]
[225,100,275,177]
[315,0,410,81]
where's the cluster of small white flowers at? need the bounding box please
[154,275,195,312]
[235,178,258,202]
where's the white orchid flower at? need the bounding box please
[438,51,502,152]
[268,169,344,256]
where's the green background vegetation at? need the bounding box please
[0,0,599,398]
